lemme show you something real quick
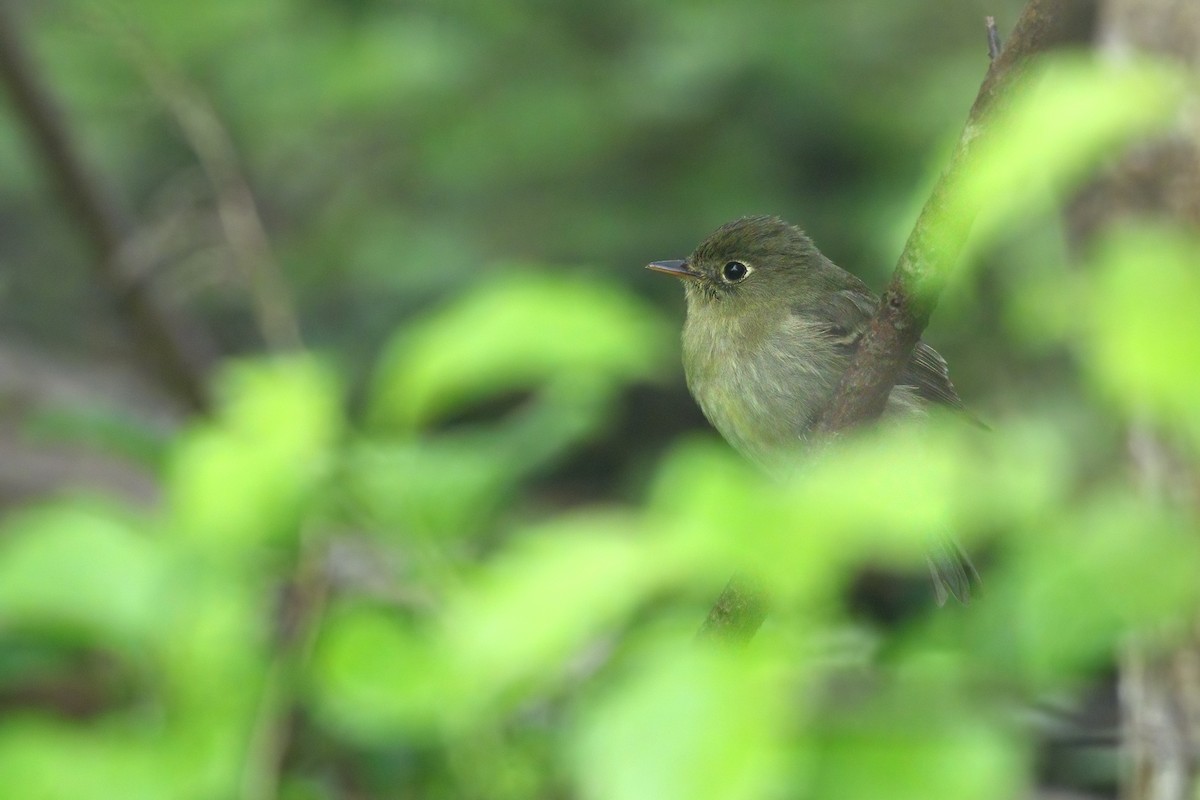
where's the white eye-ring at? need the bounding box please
[721,260,752,283]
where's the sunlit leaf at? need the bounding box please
[311,602,442,740]
[167,358,341,550]
[955,57,1183,250]
[438,513,658,718]
[0,721,170,800]
[572,634,785,800]
[370,270,673,431]
[0,504,165,644]
[1082,226,1200,443]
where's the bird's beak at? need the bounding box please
[646,259,701,279]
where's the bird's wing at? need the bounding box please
[814,288,965,410]
[903,340,965,409]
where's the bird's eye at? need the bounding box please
[721,261,749,283]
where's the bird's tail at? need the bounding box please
[927,536,981,606]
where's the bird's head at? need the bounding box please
[647,216,832,317]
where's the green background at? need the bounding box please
[0,1,1197,798]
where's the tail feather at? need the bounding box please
[927,536,981,606]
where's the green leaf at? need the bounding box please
[988,490,1200,684]
[1082,226,1200,443]
[0,720,171,800]
[572,635,785,800]
[344,436,518,541]
[167,358,342,551]
[956,57,1184,249]
[807,706,1020,800]
[310,602,441,739]
[346,380,621,540]
[0,504,165,645]
[370,269,672,431]
[439,512,658,718]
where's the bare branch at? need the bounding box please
[987,16,1003,61]
[108,24,305,353]
[0,3,215,412]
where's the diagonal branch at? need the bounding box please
[0,2,216,412]
[701,0,1097,642]
[812,0,1096,435]
[102,16,305,354]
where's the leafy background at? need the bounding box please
[0,0,1197,798]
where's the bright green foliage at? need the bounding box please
[1,1,1199,797]
[0,360,344,797]
[571,636,786,800]
[371,270,672,432]
[961,59,1185,247]
[169,359,342,549]
[1084,228,1200,443]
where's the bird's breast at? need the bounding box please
[682,312,841,470]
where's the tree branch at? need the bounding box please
[104,17,305,353]
[0,3,216,412]
[701,0,1097,643]
[986,17,1003,62]
[812,0,1096,435]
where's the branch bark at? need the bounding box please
[0,3,215,412]
[812,0,1096,435]
[701,0,1097,643]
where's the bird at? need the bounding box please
[647,214,979,605]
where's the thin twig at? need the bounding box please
[241,545,330,800]
[986,16,1003,61]
[96,10,304,353]
[135,76,305,353]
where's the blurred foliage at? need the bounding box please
[1,0,1199,798]
[0,0,1020,362]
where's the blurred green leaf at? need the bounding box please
[0,504,164,645]
[370,269,672,432]
[167,358,341,550]
[648,420,1070,610]
[572,634,785,800]
[958,57,1183,249]
[150,573,272,798]
[1083,226,1200,443]
[311,602,441,739]
[0,721,170,800]
[346,377,622,540]
[995,491,1200,684]
[807,704,1020,800]
[344,436,516,540]
[439,512,658,719]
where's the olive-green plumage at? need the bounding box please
[649,215,978,604]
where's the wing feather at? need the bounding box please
[806,288,965,410]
